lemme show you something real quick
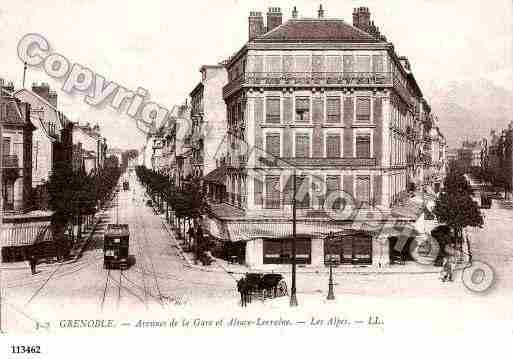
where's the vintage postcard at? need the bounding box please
[0,0,512,356]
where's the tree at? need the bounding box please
[433,168,484,262]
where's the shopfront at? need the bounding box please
[323,231,373,265]
[262,236,312,265]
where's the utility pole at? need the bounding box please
[22,62,27,88]
[290,169,298,307]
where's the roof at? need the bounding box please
[255,18,382,43]
[203,165,227,185]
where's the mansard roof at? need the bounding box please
[254,18,382,43]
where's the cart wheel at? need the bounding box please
[277,279,288,297]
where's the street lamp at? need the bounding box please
[290,169,298,307]
[326,231,335,300]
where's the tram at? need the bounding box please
[104,224,130,270]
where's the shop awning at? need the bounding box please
[0,223,53,247]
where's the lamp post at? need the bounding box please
[290,169,298,307]
[327,231,335,300]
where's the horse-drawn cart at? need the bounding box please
[240,273,288,302]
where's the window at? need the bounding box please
[325,175,341,209]
[263,238,312,264]
[356,176,371,207]
[326,134,341,158]
[372,55,384,73]
[343,55,354,73]
[356,55,371,73]
[295,134,310,158]
[295,97,310,122]
[356,97,371,122]
[2,137,11,156]
[326,97,341,123]
[266,98,280,123]
[265,133,280,158]
[265,176,281,209]
[356,134,371,158]
[295,175,310,208]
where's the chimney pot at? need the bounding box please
[318,4,324,18]
[292,6,298,19]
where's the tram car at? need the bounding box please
[104,224,130,270]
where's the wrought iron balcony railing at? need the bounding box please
[258,157,377,168]
[223,72,394,96]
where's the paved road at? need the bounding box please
[2,178,512,332]
[0,178,238,331]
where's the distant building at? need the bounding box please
[13,83,74,209]
[0,91,36,212]
[72,122,107,173]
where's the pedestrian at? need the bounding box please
[440,257,447,282]
[237,277,247,307]
[187,225,195,249]
[28,252,38,275]
[449,257,456,282]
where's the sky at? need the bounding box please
[0,0,511,150]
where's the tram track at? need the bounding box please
[132,205,166,308]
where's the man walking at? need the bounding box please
[28,251,38,275]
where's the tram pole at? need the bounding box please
[290,169,298,307]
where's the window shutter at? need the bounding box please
[295,134,310,158]
[356,176,371,206]
[254,176,263,205]
[325,175,341,209]
[266,98,280,123]
[356,97,371,122]
[265,176,281,209]
[326,135,341,158]
[356,135,371,158]
[296,175,310,208]
[266,133,281,157]
[327,98,341,123]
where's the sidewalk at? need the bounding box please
[0,210,103,271]
[156,211,447,277]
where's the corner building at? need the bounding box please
[210,6,428,268]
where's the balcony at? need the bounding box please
[258,157,377,168]
[223,72,393,98]
[2,155,20,168]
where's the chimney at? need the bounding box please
[49,90,58,108]
[353,7,371,33]
[292,6,298,19]
[248,11,264,41]
[318,4,324,18]
[32,82,50,102]
[266,7,282,32]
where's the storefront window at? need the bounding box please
[263,237,312,264]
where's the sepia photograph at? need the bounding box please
[0,0,512,356]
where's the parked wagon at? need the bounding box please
[104,224,130,270]
[242,273,288,301]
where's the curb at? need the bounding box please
[72,215,101,261]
